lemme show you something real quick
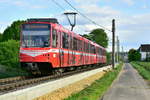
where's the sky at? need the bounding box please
[0,0,150,51]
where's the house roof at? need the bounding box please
[139,44,150,52]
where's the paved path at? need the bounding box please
[101,63,150,100]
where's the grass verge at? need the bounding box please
[64,63,123,100]
[130,62,150,80]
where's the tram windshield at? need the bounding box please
[22,24,50,47]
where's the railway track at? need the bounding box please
[0,76,27,85]
[0,65,110,93]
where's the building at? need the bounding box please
[138,44,150,61]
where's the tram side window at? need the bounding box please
[70,36,73,50]
[97,48,99,55]
[98,48,101,55]
[91,45,93,53]
[94,46,96,54]
[91,44,93,53]
[62,32,69,49]
[77,39,79,51]
[99,48,102,55]
[84,42,86,52]
[87,43,89,53]
[91,45,96,54]
[80,40,83,51]
[52,29,57,48]
[95,47,98,54]
[89,43,90,53]
[102,50,104,56]
[90,44,92,53]
[84,42,88,53]
[80,40,82,51]
[103,50,106,56]
[85,43,88,53]
[97,47,99,54]
[88,44,91,53]
[73,37,77,50]
[78,39,82,51]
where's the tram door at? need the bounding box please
[60,31,65,67]
[69,34,73,66]
[96,47,98,64]
[61,32,70,67]
[57,31,62,67]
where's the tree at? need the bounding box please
[128,49,141,62]
[82,28,108,48]
[81,34,92,40]
[2,20,25,41]
[0,33,2,42]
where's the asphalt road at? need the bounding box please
[101,63,150,100]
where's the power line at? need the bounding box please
[51,0,66,11]
[63,0,111,32]
[51,0,111,32]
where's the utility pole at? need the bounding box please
[112,19,115,69]
[118,38,120,63]
[122,46,124,62]
[64,12,77,31]
[115,37,118,63]
[117,36,120,63]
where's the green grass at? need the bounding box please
[131,62,150,80]
[64,63,123,100]
[135,62,150,71]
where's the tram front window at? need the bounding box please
[22,24,50,48]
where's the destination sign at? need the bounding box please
[23,24,50,30]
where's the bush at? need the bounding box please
[0,40,20,68]
[0,64,29,79]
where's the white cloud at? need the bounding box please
[13,1,27,7]
[0,0,10,3]
[116,14,150,51]
[142,5,147,9]
[64,4,120,33]
[0,0,47,9]
[122,0,134,6]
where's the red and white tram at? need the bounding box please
[20,18,106,74]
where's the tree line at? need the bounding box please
[0,20,25,42]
